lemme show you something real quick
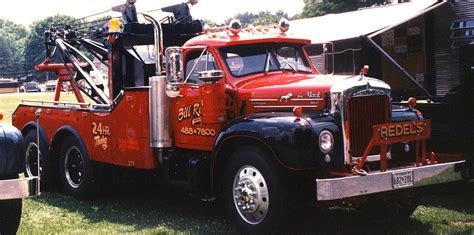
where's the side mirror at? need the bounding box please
[165,47,184,83]
[198,70,224,83]
[165,47,184,98]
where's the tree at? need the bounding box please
[203,19,219,27]
[298,0,389,19]
[0,19,29,75]
[0,35,14,73]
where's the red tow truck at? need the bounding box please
[12,1,469,232]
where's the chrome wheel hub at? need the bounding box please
[233,165,269,225]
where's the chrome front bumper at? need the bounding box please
[316,160,467,201]
[0,177,40,200]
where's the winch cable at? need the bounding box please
[55,2,182,36]
[56,8,113,27]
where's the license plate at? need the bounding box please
[392,171,414,188]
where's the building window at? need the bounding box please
[451,19,474,48]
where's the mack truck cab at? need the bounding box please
[0,114,39,234]
[12,1,469,232]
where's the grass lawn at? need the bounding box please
[16,181,474,234]
[1,92,473,234]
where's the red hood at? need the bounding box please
[235,72,352,113]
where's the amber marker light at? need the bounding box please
[408,97,417,109]
[360,65,369,75]
[108,18,121,33]
[293,106,303,117]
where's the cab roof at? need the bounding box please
[183,30,311,48]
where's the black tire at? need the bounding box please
[0,199,22,235]
[59,136,96,199]
[223,147,288,233]
[388,190,420,218]
[23,130,54,190]
[0,176,23,235]
[358,190,420,219]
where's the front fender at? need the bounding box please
[391,105,425,158]
[214,112,341,170]
[391,105,423,122]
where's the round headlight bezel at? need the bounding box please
[319,130,334,154]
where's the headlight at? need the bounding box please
[319,130,334,153]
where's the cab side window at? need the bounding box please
[185,50,217,84]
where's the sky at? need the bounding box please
[1,0,305,27]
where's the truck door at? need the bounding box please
[171,48,226,151]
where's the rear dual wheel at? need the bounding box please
[24,131,53,190]
[59,136,97,199]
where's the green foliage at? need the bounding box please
[0,14,110,81]
[0,35,14,74]
[0,19,28,75]
[203,19,220,27]
[227,10,289,27]
[298,0,388,19]
[0,19,28,39]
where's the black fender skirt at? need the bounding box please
[214,112,342,170]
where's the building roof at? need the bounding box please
[289,0,444,43]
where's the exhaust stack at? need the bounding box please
[149,76,172,148]
[144,13,171,150]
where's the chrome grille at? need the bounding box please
[348,95,390,157]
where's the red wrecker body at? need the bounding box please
[12,1,469,232]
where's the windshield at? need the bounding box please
[220,43,313,77]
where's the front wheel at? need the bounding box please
[223,147,288,233]
[59,136,96,199]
